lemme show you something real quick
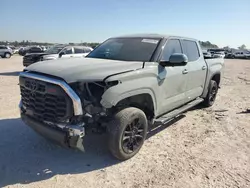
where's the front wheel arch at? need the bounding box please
[112,93,156,120]
[101,89,157,117]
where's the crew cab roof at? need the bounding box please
[112,33,197,41]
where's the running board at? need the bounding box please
[154,98,204,125]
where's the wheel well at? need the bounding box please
[115,94,155,120]
[211,74,221,86]
[4,52,11,56]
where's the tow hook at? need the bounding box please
[67,124,85,152]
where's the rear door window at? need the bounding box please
[84,48,92,53]
[74,47,84,54]
[182,40,200,61]
[30,47,42,52]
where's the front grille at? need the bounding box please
[20,76,73,122]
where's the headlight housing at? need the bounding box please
[70,81,119,104]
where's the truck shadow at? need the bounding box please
[0,71,20,76]
[147,115,185,139]
[0,118,118,187]
[0,116,184,187]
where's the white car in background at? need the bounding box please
[213,51,225,58]
[203,51,212,58]
[233,51,250,59]
[42,45,93,61]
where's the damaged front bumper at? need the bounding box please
[21,113,85,151]
[18,72,86,151]
[20,99,85,151]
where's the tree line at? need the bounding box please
[199,41,218,49]
[0,40,100,49]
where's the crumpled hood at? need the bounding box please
[25,57,143,83]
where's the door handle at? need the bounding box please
[202,66,207,70]
[182,69,188,74]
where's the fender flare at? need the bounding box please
[202,72,221,97]
[101,88,157,114]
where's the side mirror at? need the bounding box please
[160,53,188,67]
[59,51,65,58]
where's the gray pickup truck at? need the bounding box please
[19,34,224,160]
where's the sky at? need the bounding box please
[1,0,250,48]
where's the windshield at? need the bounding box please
[86,38,160,62]
[45,45,65,54]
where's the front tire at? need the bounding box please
[108,107,148,160]
[4,53,11,58]
[202,80,218,107]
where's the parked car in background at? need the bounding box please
[12,48,19,54]
[203,51,212,58]
[42,45,93,61]
[19,34,224,160]
[246,52,250,59]
[0,46,13,58]
[213,51,225,58]
[19,46,44,56]
[233,51,250,59]
[40,46,47,51]
[23,44,66,66]
[225,52,233,58]
[23,44,93,66]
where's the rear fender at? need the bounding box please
[202,71,221,98]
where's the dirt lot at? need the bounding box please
[0,56,249,188]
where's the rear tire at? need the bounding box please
[4,53,11,58]
[108,107,148,160]
[202,80,218,107]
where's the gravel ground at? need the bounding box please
[0,56,250,188]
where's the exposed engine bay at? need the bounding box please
[70,81,119,131]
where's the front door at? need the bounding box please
[157,39,188,115]
[61,47,74,59]
[182,40,207,102]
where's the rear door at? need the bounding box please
[240,52,245,58]
[157,38,189,115]
[73,47,86,57]
[235,52,244,58]
[83,47,92,56]
[181,40,207,102]
[0,46,7,56]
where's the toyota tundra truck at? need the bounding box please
[19,34,224,160]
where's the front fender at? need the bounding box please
[101,86,157,114]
